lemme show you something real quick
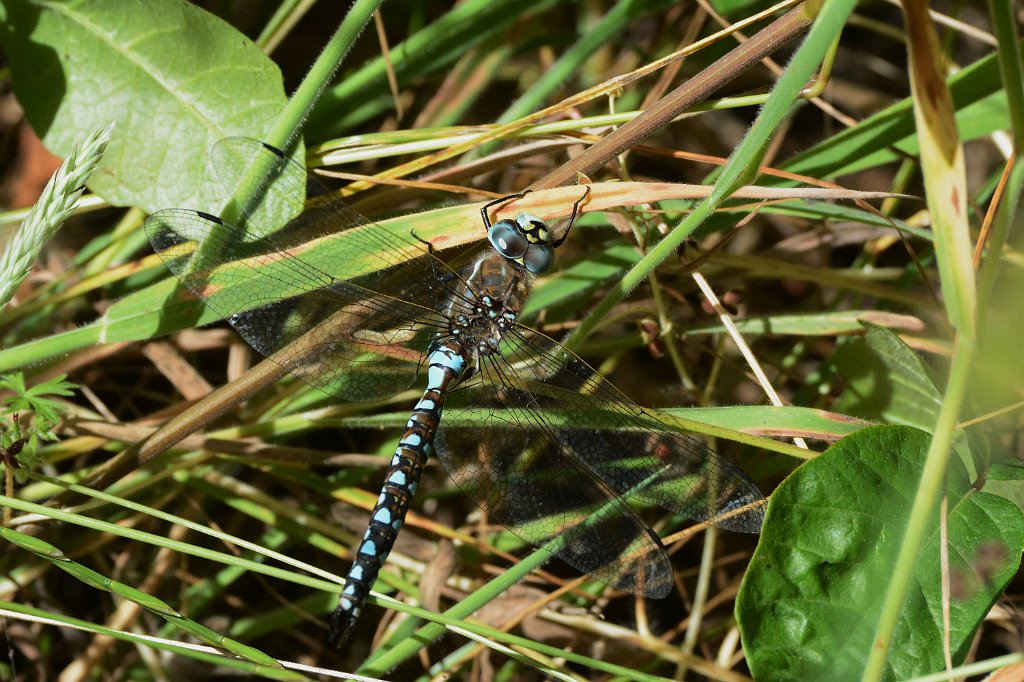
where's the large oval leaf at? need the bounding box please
[738,424,1024,680]
[0,0,290,213]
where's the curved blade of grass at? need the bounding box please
[0,183,883,372]
[0,601,306,680]
[863,1,978,676]
[28,471,342,584]
[338,404,851,456]
[0,525,284,669]
[561,0,860,351]
[0,494,339,595]
[780,43,1014,181]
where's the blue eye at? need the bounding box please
[487,220,528,258]
[523,244,555,274]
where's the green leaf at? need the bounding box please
[0,0,291,214]
[1,526,65,559]
[23,373,75,398]
[219,639,281,667]
[832,323,977,473]
[833,324,944,427]
[738,425,1024,680]
[0,372,73,423]
[0,373,27,395]
[109,583,179,617]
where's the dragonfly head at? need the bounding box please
[487,213,556,275]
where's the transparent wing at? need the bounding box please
[435,327,766,597]
[438,396,675,598]
[144,138,466,402]
[505,331,767,532]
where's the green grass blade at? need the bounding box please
[0,526,285,670]
[0,601,306,680]
[563,0,860,350]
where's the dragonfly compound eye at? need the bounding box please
[523,244,555,274]
[488,220,529,258]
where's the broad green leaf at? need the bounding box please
[0,0,291,214]
[833,323,944,428]
[738,425,1024,680]
[832,323,977,473]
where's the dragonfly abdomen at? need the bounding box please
[329,340,469,649]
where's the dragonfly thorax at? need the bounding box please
[446,253,529,356]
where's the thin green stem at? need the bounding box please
[862,332,975,680]
[985,0,1024,146]
[561,0,856,351]
[254,0,315,53]
[218,0,382,226]
[359,548,550,674]
[266,0,383,151]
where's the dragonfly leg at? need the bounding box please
[410,228,435,255]
[551,185,592,248]
[481,190,532,231]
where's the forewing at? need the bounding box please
[145,138,465,402]
[497,328,767,533]
[436,393,675,599]
[148,209,445,400]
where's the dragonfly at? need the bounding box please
[144,138,767,649]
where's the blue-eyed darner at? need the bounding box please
[144,138,766,650]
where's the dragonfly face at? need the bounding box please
[487,212,556,275]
